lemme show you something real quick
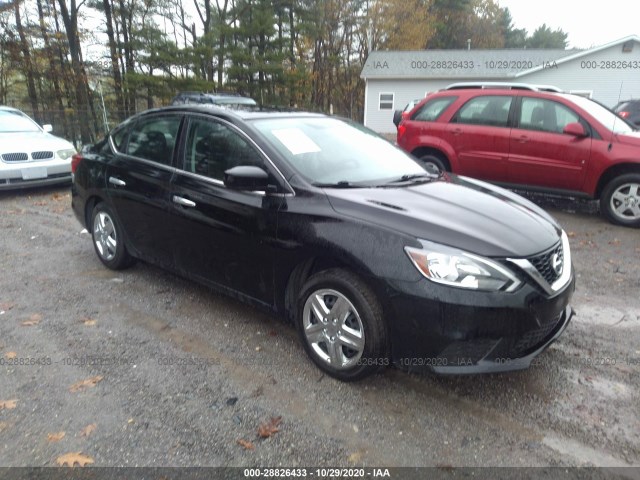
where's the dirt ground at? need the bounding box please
[0,186,638,475]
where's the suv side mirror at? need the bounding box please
[42,124,53,133]
[563,122,587,137]
[393,110,403,127]
[224,165,269,191]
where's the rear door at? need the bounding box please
[442,94,514,182]
[508,96,591,190]
[168,114,284,305]
[106,113,183,268]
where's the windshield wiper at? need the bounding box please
[312,180,358,188]
[382,173,436,186]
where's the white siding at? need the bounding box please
[363,38,640,133]
[519,44,640,107]
[365,78,480,133]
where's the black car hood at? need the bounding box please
[324,175,561,258]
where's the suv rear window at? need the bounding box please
[453,95,513,128]
[412,96,457,122]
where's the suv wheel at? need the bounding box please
[419,154,447,174]
[600,174,640,227]
[296,269,388,381]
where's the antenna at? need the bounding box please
[609,82,624,151]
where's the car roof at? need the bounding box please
[134,105,327,122]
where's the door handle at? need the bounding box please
[172,195,196,208]
[108,176,126,187]
[517,135,529,143]
[452,128,463,136]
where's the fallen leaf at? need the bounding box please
[4,352,17,359]
[55,452,94,467]
[0,399,18,410]
[47,431,66,442]
[567,231,576,238]
[81,318,97,326]
[347,451,363,463]
[0,422,7,432]
[0,302,16,311]
[257,416,282,438]
[80,424,97,437]
[69,376,103,393]
[609,238,621,245]
[21,314,42,326]
[237,439,255,450]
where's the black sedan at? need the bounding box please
[71,106,575,381]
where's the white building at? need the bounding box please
[361,36,640,133]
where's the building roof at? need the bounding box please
[361,36,640,80]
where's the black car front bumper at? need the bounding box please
[386,273,575,374]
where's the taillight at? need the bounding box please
[71,153,83,174]
[397,124,406,142]
[618,111,630,118]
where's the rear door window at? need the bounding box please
[412,96,457,122]
[125,115,182,165]
[453,95,513,127]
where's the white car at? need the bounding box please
[0,106,76,189]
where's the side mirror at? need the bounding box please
[42,124,53,133]
[563,122,587,137]
[392,110,403,127]
[224,165,269,191]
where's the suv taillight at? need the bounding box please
[618,111,630,118]
[397,124,406,142]
[71,153,83,174]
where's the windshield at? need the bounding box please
[0,110,42,133]
[252,117,426,186]
[565,94,634,134]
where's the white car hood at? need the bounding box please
[0,131,75,154]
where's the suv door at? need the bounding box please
[508,96,591,191]
[168,114,284,305]
[106,114,182,267]
[443,94,514,182]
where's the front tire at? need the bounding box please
[296,269,388,381]
[600,174,640,227]
[91,203,135,269]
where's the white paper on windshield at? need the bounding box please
[271,128,321,155]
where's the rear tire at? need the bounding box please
[296,268,388,381]
[600,174,640,227]
[419,154,447,175]
[91,203,135,269]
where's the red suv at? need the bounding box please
[395,83,640,227]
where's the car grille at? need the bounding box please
[2,152,29,162]
[32,151,54,160]
[511,315,561,357]
[528,242,563,285]
[1,151,54,162]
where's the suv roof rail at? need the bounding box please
[444,82,562,93]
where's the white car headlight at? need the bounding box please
[57,148,76,160]
[405,240,522,292]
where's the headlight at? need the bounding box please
[405,240,522,292]
[57,148,76,160]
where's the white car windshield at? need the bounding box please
[253,117,427,186]
[0,110,42,133]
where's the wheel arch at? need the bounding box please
[282,256,393,337]
[594,163,640,199]
[410,146,452,171]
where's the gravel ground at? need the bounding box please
[0,186,639,476]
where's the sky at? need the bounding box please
[497,0,638,49]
